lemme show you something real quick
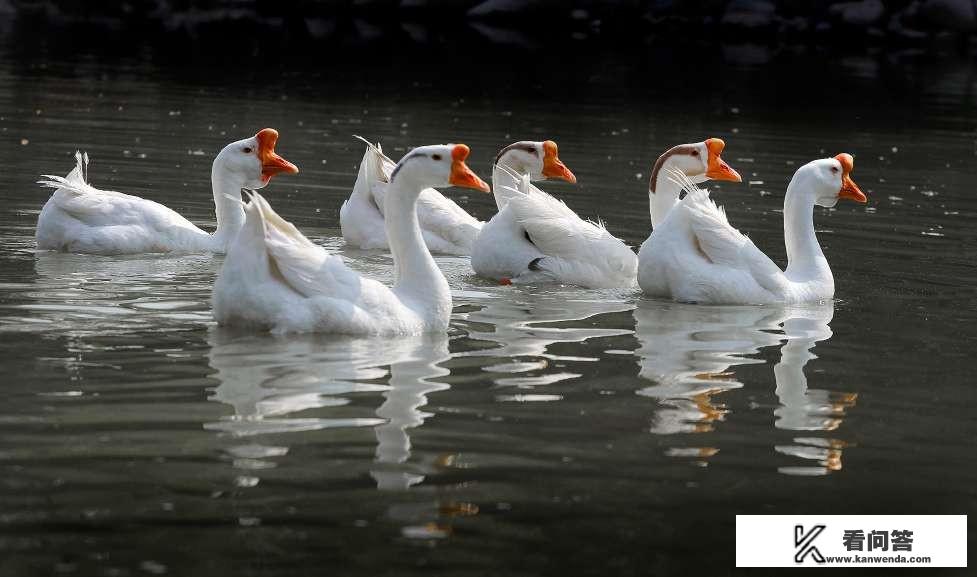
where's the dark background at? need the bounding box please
[4,0,976,63]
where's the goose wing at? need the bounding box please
[38,152,204,237]
[673,171,784,294]
[249,192,366,301]
[506,175,637,287]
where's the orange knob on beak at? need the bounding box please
[255,128,299,184]
[541,140,577,183]
[704,137,742,183]
[835,153,867,203]
[449,144,490,192]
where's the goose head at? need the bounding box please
[214,128,299,189]
[390,144,491,192]
[650,137,741,193]
[802,153,867,208]
[494,140,577,183]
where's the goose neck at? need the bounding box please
[783,173,829,283]
[649,170,683,228]
[210,166,247,249]
[385,174,450,301]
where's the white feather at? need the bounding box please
[472,170,637,289]
[637,163,836,304]
[35,151,216,254]
[340,136,483,255]
[215,190,450,335]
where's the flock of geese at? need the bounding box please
[34,128,866,335]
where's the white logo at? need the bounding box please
[736,515,967,567]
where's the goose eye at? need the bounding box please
[690,150,699,157]
[242,147,253,154]
[831,166,839,174]
[431,154,442,161]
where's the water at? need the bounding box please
[0,45,975,576]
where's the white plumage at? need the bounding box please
[35,128,298,255]
[36,152,218,254]
[639,156,866,305]
[472,167,638,288]
[214,192,437,334]
[215,143,489,335]
[340,137,483,255]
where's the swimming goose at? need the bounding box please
[487,139,577,211]
[35,129,298,255]
[341,137,484,255]
[341,138,577,256]
[471,140,636,288]
[213,143,490,334]
[646,138,742,228]
[638,153,866,304]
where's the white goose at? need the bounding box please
[213,143,491,334]
[471,140,636,288]
[35,128,298,255]
[340,138,484,255]
[638,153,867,304]
[644,138,742,228]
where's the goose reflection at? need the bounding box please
[634,301,784,437]
[369,334,451,491]
[205,329,452,489]
[17,251,216,335]
[455,286,635,390]
[634,300,856,474]
[773,306,857,476]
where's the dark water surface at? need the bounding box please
[0,46,975,576]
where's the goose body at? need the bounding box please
[471,140,637,288]
[213,143,490,335]
[340,139,483,255]
[638,154,866,305]
[473,168,638,288]
[36,152,220,254]
[35,129,297,255]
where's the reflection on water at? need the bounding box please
[206,331,388,437]
[635,302,782,437]
[0,251,215,335]
[635,300,857,474]
[368,336,450,491]
[207,330,454,491]
[773,307,858,476]
[207,330,470,537]
[456,286,635,392]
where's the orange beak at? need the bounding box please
[704,138,742,183]
[449,144,490,192]
[541,140,577,183]
[255,128,299,184]
[835,153,866,203]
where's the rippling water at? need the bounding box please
[0,47,975,576]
